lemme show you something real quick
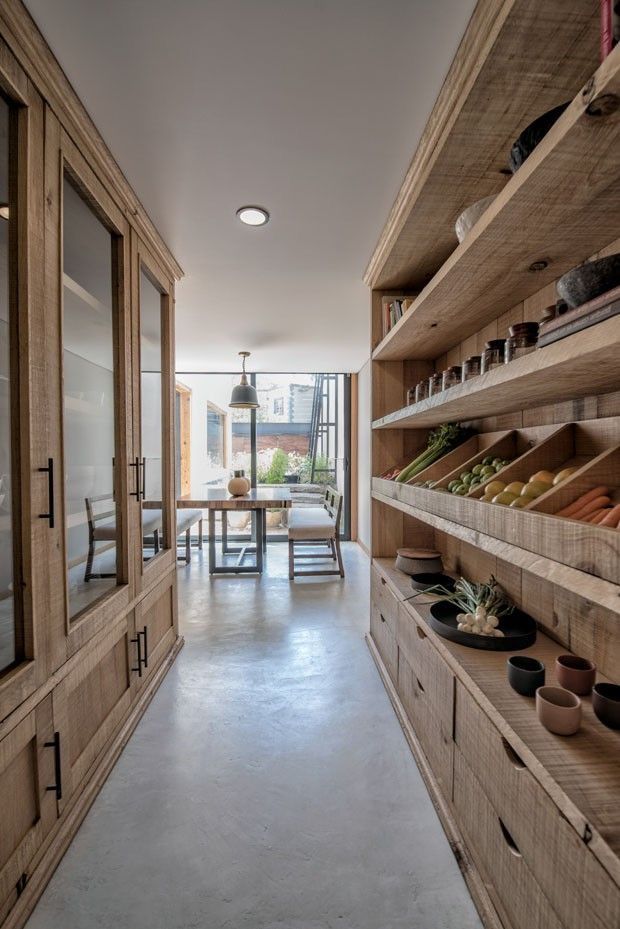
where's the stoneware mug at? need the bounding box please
[555,654,596,695]
[507,655,545,697]
[592,683,620,730]
[536,686,582,736]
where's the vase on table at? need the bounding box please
[227,469,250,496]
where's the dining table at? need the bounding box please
[177,486,292,574]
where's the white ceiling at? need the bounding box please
[26,0,476,373]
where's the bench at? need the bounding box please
[176,507,204,563]
[287,487,344,579]
[85,494,163,581]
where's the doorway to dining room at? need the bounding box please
[174,372,352,547]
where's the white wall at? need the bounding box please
[357,359,371,552]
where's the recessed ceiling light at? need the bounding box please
[236,206,269,226]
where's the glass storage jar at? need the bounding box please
[505,322,539,362]
[442,366,462,390]
[481,339,506,373]
[415,380,429,403]
[428,372,443,397]
[461,355,482,381]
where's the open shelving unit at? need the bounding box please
[366,5,620,929]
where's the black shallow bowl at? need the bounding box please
[509,101,570,173]
[556,254,620,309]
[410,573,456,592]
[429,600,537,651]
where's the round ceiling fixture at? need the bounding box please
[236,205,269,226]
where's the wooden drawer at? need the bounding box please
[370,603,398,684]
[455,682,620,929]
[396,603,454,738]
[454,749,563,929]
[0,697,58,924]
[370,565,399,635]
[397,651,453,797]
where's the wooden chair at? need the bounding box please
[84,494,162,581]
[288,486,344,579]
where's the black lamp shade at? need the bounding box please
[229,374,259,409]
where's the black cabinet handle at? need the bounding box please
[38,458,55,528]
[129,456,141,500]
[44,731,62,800]
[141,625,148,669]
[131,632,143,676]
[140,457,146,501]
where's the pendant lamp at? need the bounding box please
[229,351,260,409]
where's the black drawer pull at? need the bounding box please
[44,731,62,800]
[501,737,526,770]
[499,818,521,857]
[380,613,386,623]
[38,458,55,528]
[380,577,386,586]
[416,676,425,693]
[415,625,427,640]
[141,625,148,669]
[131,631,143,676]
[140,456,146,500]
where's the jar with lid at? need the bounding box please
[442,366,462,390]
[428,372,443,397]
[406,386,416,405]
[481,339,506,373]
[505,322,539,362]
[461,355,481,382]
[415,380,429,403]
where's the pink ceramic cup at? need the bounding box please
[536,686,582,736]
[555,654,596,695]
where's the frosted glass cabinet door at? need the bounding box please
[139,268,165,563]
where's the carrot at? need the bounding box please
[600,504,620,528]
[584,509,608,523]
[569,496,611,521]
[587,509,613,524]
[556,486,609,517]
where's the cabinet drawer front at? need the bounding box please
[455,683,620,929]
[370,566,399,635]
[397,604,454,735]
[397,652,453,797]
[454,749,563,929]
[370,603,398,683]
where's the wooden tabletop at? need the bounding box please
[177,486,292,509]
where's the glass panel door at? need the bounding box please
[62,175,119,620]
[139,268,165,562]
[0,95,17,671]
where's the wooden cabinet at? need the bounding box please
[0,698,58,923]
[0,4,183,927]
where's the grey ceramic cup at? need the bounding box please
[507,656,545,696]
[536,686,582,736]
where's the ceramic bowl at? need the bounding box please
[507,655,545,696]
[410,572,455,592]
[395,549,443,576]
[556,253,620,309]
[455,195,496,243]
[592,683,620,730]
[536,686,582,736]
[509,101,570,172]
[555,654,596,695]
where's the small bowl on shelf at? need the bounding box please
[395,548,443,576]
[536,686,582,736]
[507,655,545,697]
[555,654,596,696]
[508,101,570,172]
[410,572,455,593]
[556,253,620,309]
[592,683,620,730]
[454,195,496,243]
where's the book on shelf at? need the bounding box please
[381,295,417,339]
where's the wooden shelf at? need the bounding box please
[364,1,599,292]
[372,480,620,601]
[372,45,620,360]
[373,317,620,429]
[372,558,620,882]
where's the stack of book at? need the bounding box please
[381,296,416,338]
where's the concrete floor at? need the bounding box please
[26,543,482,929]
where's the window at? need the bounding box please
[206,403,226,467]
[273,398,284,416]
